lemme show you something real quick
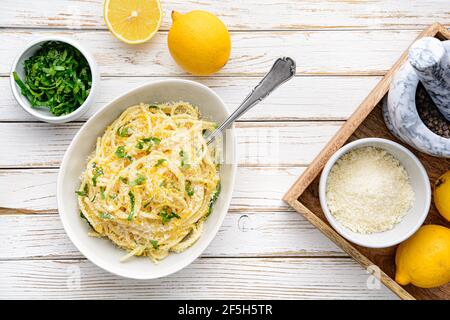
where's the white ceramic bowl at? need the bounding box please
[10,36,99,124]
[57,80,237,279]
[319,138,431,248]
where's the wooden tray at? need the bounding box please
[283,23,450,300]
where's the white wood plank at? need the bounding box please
[0,258,397,299]
[0,169,57,213]
[1,29,420,76]
[0,167,303,213]
[0,211,344,259]
[1,76,381,121]
[1,0,448,31]
[0,122,342,168]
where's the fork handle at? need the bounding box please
[206,57,296,145]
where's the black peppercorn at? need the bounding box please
[416,82,450,139]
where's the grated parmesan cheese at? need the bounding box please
[325,146,415,234]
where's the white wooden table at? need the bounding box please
[0,0,448,300]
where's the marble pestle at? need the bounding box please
[408,37,450,121]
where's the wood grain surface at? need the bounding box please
[1,0,448,31]
[1,0,449,299]
[0,258,395,299]
[0,30,422,76]
[0,76,381,121]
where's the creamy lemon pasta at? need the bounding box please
[76,102,220,262]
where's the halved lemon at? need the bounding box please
[104,0,162,44]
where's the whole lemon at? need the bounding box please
[395,225,450,288]
[434,170,450,222]
[168,10,231,75]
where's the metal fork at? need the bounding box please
[205,57,296,145]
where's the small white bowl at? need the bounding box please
[57,79,237,279]
[10,36,99,124]
[319,138,431,248]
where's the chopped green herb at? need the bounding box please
[119,176,128,184]
[99,212,112,219]
[159,180,167,187]
[80,211,94,229]
[143,137,161,144]
[129,173,146,187]
[75,184,88,197]
[115,146,133,161]
[179,150,190,169]
[135,141,144,150]
[185,181,194,197]
[13,41,92,116]
[117,127,130,137]
[92,166,103,187]
[100,186,106,200]
[159,207,180,225]
[127,191,136,221]
[12,72,29,94]
[115,146,127,158]
[150,240,159,249]
[143,202,151,208]
[109,193,117,200]
[207,183,221,217]
[155,158,167,167]
[136,137,161,150]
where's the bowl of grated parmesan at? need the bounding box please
[319,138,431,248]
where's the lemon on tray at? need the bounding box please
[168,10,231,75]
[434,170,450,222]
[104,0,162,44]
[395,225,450,288]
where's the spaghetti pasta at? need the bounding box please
[76,102,220,262]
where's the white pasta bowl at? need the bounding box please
[319,138,431,248]
[57,79,237,279]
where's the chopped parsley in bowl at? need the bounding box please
[13,41,91,116]
[10,37,98,123]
